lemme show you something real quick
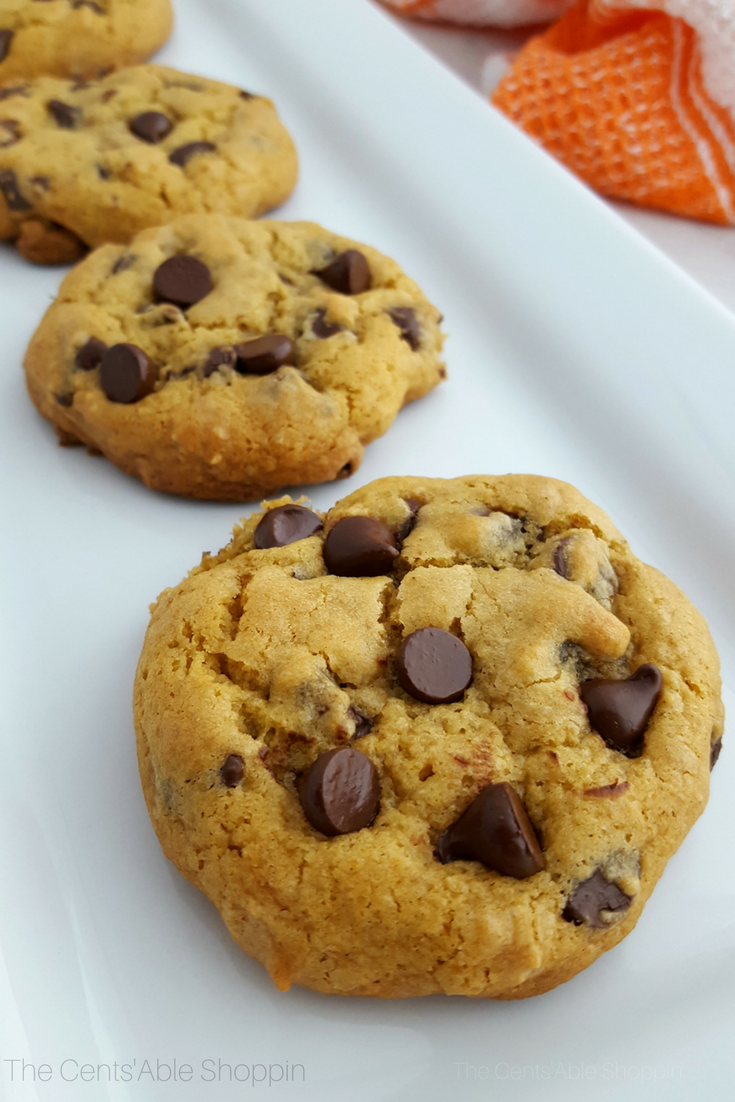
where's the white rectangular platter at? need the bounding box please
[1,1,734,1099]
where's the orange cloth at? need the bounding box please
[492,2,735,223]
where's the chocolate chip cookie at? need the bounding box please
[0,0,172,84]
[133,474,723,998]
[24,216,445,498]
[0,65,298,262]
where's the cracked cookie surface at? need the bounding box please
[0,65,297,261]
[24,214,444,499]
[0,0,173,83]
[133,474,723,998]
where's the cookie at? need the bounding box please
[133,474,723,998]
[24,215,445,498]
[0,65,298,262]
[0,0,173,84]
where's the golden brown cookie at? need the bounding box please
[0,0,173,83]
[24,215,446,498]
[133,475,724,998]
[0,65,297,262]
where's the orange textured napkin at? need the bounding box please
[384,0,735,224]
[492,1,735,223]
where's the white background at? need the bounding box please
[1,1,734,1099]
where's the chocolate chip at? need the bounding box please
[394,498,421,545]
[552,537,570,578]
[436,782,545,879]
[580,664,662,756]
[234,334,296,375]
[99,343,155,403]
[0,169,31,211]
[0,30,13,63]
[47,100,83,129]
[0,120,21,147]
[254,505,322,549]
[96,164,111,180]
[349,708,373,739]
[315,250,371,294]
[562,869,631,927]
[153,256,213,308]
[168,141,216,167]
[710,736,723,770]
[396,627,473,705]
[130,111,173,144]
[221,754,244,787]
[202,346,236,377]
[337,462,354,479]
[297,748,380,836]
[55,391,74,407]
[388,307,421,350]
[323,516,399,577]
[75,336,107,371]
[112,254,136,274]
[312,308,342,339]
[239,90,255,100]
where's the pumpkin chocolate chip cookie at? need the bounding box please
[0,64,297,262]
[0,0,173,84]
[133,474,723,997]
[24,216,446,498]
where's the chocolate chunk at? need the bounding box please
[323,516,399,577]
[562,869,631,927]
[388,307,421,350]
[169,141,216,167]
[0,169,31,211]
[0,86,27,102]
[315,250,371,295]
[221,754,244,787]
[396,627,473,705]
[297,747,380,836]
[254,504,322,549]
[394,498,421,545]
[312,308,342,339]
[153,256,213,308]
[580,664,662,756]
[129,111,173,144]
[234,334,296,375]
[437,782,545,879]
[75,336,107,371]
[552,537,570,578]
[202,346,236,377]
[47,100,83,129]
[349,707,373,740]
[99,343,155,403]
[710,736,723,770]
[112,254,136,274]
[0,30,13,63]
[0,120,21,147]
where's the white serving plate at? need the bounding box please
[1,1,734,1099]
